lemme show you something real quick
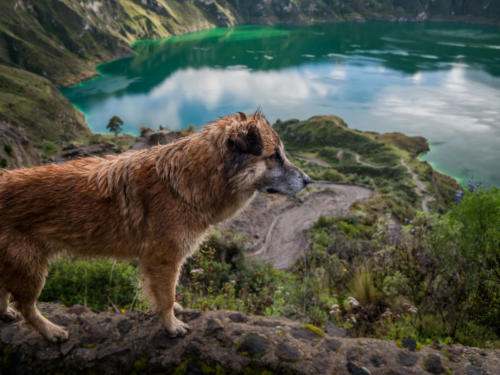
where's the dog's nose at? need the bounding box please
[303,174,312,185]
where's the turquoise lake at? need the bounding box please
[61,22,500,187]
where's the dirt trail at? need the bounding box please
[228,154,434,269]
[353,153,385,169]
[222,182,373,269]
[400,158,435,213]
[293,152,385,169]
[293,151,434,213]
[292,154,331,167]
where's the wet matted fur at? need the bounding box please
[0,111,310,341]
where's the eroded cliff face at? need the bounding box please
[0,121,41,168]
[1,303,499,374]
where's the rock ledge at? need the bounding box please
[1,303,499,374]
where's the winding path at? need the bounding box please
[400,158,435,213]
[353,153,384,169]
[292,154,331,167]
[294,151,435,213]
[253,182,373,269]
[223,182,374,269]
[225,152,436,269]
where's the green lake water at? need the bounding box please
[61,22,500,187]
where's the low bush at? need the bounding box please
[4,144,14,157]
[40,258,142,312]
[40,140,59,159]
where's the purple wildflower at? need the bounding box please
[455,190,463,205]
[468,180,475,192]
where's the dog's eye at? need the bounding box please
[268,151,282,163]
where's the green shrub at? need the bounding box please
[40,258,142,311]
[4,144,13,157]
[87,134,101,145]
[428,187,500,337]
[350,266,383,307]
[40,140,59,159]
[140,126,152,137]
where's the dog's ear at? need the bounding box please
[227,123,263,156]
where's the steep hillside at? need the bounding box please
[274,116,461,214]
[0,64,89,147]
[0,0,237,86]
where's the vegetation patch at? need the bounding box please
[41,186,500,349]
[303,324,324,337]
[274,116,460,217]
[0,65,90,147]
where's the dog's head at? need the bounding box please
[220,111,311,196]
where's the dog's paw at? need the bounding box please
[44,324,69,343]
[166,317,190,338]
[173,302,183,313]
[0,306,20,322]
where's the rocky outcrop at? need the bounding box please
[53,143,118,163]
[50,129,184,163]
[131,129,184,150]
[0,121,41,169]
[1,303,499,374]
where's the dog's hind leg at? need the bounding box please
[15,300,68,343]
[0,235,20,322]
[0,287,19,322]
[11,273,69,342]
[4,238,68,342]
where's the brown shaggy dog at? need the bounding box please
[0,111,310,342]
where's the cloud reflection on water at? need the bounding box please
[63,22,500,186]
[86,62,500,187]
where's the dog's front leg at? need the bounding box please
[142,257,189,337]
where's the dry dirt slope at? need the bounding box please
[221,182,373,269]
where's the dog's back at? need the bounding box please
[0,153,153,258]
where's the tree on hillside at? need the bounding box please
[107,116,123,137]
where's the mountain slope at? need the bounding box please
[0,64,89,146]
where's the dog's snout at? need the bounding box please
[303,174,312,186]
